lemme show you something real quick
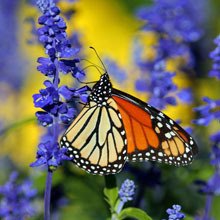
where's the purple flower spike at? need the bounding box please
[136,0,203,43]
[32,0,84,168]
[134,0,204,110]
[166,204,185,220]
[209,35,220,79]
[0,172,37,219]
[31,141,71,168]
[193,97,220,126]
[119,179,135,203]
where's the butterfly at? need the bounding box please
[60,71,198,175]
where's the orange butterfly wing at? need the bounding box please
[112,88,198,166]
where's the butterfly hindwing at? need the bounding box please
[60,98,128,175]
[112,88,198,166]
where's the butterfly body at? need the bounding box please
[60,73,198,175]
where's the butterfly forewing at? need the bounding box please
[112,88,198,166]
[60,98,128,175]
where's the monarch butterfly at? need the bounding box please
[60,58,198,175]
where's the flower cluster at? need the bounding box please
[0,172,37,219]
[118,179,135,203]
[34,0,83,126]
[136,61,177,109]
[136,0,203,61]
[137,0,203,42]
[134,0,203,109]
[209,35,220,79]
[193,35,220,134]
[166,205,185,220]
[135,60,191,110]
[32,0,87,168]
[193,34,220,219]
[195,132,220,196]
[31,136,71,167]
[193,97,220,126]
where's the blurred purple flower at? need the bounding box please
[195,172,220,195]
[0,172,37,219]
[104,58,127,83]
[193,97,220,126]
[193,34,220,220]
[209,35,220,79]
[193,35,220,126]
[119,179,135,203]
[147,61,177,109]
[177,88,193,104]
[166,204,185,220]
[134,0,203,110]
[137,0,203,43]
[210,133,220,166]
[136,60,191,110]
[0,0,27,88]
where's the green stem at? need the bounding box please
[104,175,118,220]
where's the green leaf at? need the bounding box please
[118,207,152,220]
[60,175,108,220]
[104,186,119,209]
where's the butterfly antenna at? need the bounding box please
[90,46,107,74]
[81,58,105,71]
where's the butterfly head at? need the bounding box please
[89,73,112,105]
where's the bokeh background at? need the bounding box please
[0,0,220,219]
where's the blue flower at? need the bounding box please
[32,0,85,169]
[136,60,178,110]
[134,0,204,110]
[33,85,59,109]
[36,2,78,59]
[193,97,220,126]
[156,38,192,63]
[37,57,57,77]
[31,140,71,168]
[0,172,37,219]
[0,0,26,88]
[104,58,127,83]
[36,0,55,13]
[59,85,89,103]
[209,35,220,79]
[137,0,203,43]
[59,59,84,78]
[166,204,185,220]
[118,179,135,203]
[36,111,53,126]
[195,169,220,196]
[210,132,220,166]
[177,88,193,104]
[193,33,220,220]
